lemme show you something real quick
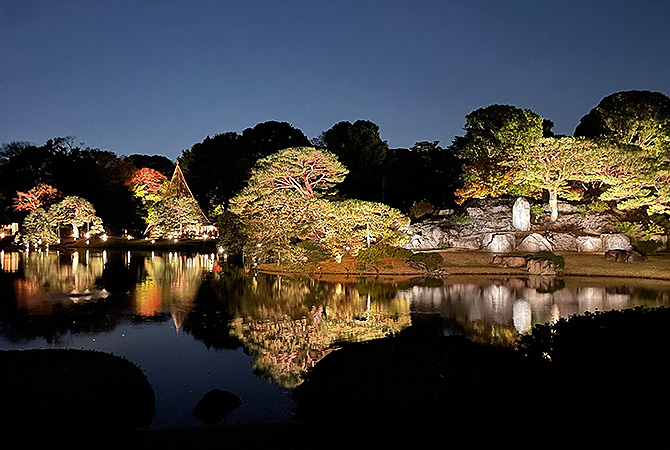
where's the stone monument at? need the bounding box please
[512,197,531,231]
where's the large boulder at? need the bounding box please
[492,255,527,268]
[517,233,553,252]
[192,389,243,424]
[451,236,482,250]
[576,236,603,252]
[404,222,453,249]
[604,250,647,263]
[601,234,633,251]
[547,233,578,251]
[482,233,516,252]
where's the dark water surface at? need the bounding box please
[1,249,669,429]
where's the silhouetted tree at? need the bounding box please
[320,120,388,201]
[180,121,310,212]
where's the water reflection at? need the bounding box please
[214,272,412,387]
[2,250,670,390]
[401,276,670,345]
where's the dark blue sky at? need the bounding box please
[2,1,669,160]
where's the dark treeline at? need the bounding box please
[179,120,461,216]
[0,137,174,234]
[0,121,461,236]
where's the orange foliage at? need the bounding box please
[12,183,62,211]
[125,167,168,195]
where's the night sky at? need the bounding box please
[1,0,669,160]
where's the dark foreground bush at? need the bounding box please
[292,307,670,428]
[0,349,155,434]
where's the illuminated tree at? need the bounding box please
[453,105,549,203]
[147,196,203,238]
[13,183,62,212]
[125,168,168,202]
[49,196,104,239]
[18,207,58,245]
[230,147,347,261]
[575,90,670,157]
[574,91,670,216]
[509,137,603,221]
[596,144,670,215]
[318,199,410,256]
[230,147,409,264]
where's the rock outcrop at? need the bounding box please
[404,197,646,253]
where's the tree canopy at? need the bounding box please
[509,137,603,221]
[574,90,670,156]
[229,147,409,265]
[453,104,549,203]
[575,90,670,215]
[179,121,310,212]
[319,120,388,200]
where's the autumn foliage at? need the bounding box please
[13,183,62,212]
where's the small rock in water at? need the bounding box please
[192,389,242,424]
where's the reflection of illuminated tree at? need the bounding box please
[134,252,211,330]
[16,250,106,311]
[224,273,412,388]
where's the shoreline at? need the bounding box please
[254,250,670,282]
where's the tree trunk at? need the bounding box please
[549,189,558,222]
[72,223,79,239]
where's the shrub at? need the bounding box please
[615,221,641,236]
[530,204,544,220]
[391,247,414,260]
[357,243,397,264]
[587,200,610,213]
[408,252,444,271]
[634,240,660,256]
[535,251,565,269]
[449,213,472,224]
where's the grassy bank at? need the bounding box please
[437,249,670,280]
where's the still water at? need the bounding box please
[1,249,670,428]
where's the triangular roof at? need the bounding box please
[165,162,210,224]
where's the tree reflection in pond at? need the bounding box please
[206,270,413,388]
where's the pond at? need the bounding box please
[1,248,670,429]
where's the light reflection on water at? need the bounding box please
[1,249,670,428]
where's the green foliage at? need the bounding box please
[615,220,664,255]
[535,251,565,269]
[147,196,203,238]
[17,207,59,245]
[408,252,444,271]
[635,240,660,256]
[48,196,104,239]
[321,120,388,200]
[529,204,544,220]
[356,243,396,265]
[215,210,246,256]
[508,137,604,221]
[586,200,610,213]
[454,104,547,202]
[295,240,330,264]
[230,147,410,266]
[575,90,670,156]
[449,213,472,224]
[392,247,414,260]
[318,199,410,256]
[615,221,639,235]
